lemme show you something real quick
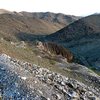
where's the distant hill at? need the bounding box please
[46,14,100,70]
[0,9,80,41]
[20,11,80,26]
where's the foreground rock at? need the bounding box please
[0,54,100,100]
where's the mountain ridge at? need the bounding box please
[20,11,80,26]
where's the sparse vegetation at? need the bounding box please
[49,59,56,65]
[0,97,2,100]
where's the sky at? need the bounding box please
[0,0,100,16]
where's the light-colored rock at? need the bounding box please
[21,76,27,80]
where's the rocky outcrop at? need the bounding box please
[36,41,73,62]
[0,54,100,99]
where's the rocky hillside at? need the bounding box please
[0,53,100,100]
[46,14,100,71]
[0,9,100,99]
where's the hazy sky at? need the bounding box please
[0,0,100,16]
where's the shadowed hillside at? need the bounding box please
[46,14,100,71]
[46,14,100,41]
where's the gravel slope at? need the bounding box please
[0,54,100,100]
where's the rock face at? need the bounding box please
[0,53,100,100]
[36,41,73,62]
